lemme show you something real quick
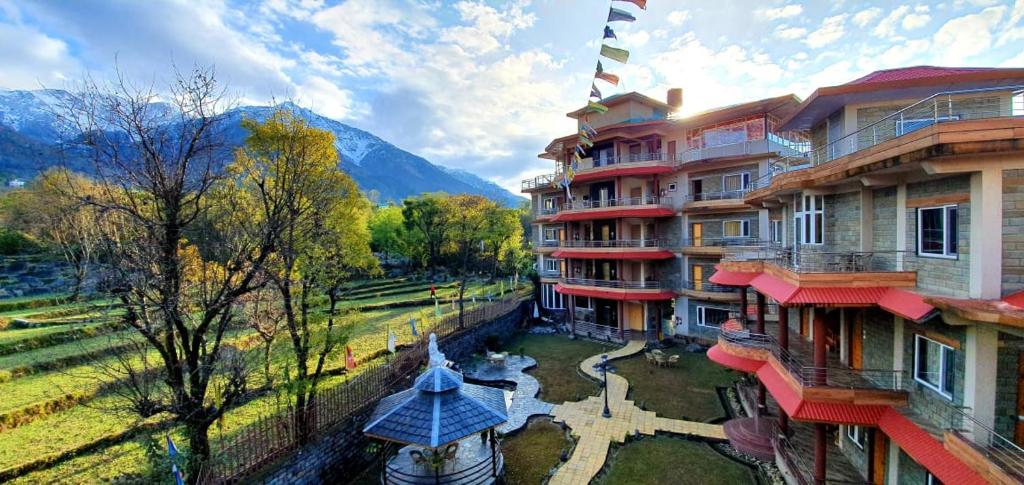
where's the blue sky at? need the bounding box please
[0,0,1022,194]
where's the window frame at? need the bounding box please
[721,172,751,194]
[794,193,824,245]
[667,182,677,192]
[913,334,956,400]
[541,283,564,309]
[542,226,561,242]
[722,219,751,238]
[916,205,958,259]
[846,425,866,450]
[542,257,560,273]
[770,220,784,244]
[695,305,731,328]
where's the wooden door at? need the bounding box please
[630,186,642,200]
[850,311,864,370]
[630,224,641,241]
[691,223,703,247]
[871,430,887,485]
[627,303,644,331]
[692,265,703,291]
[1016,352,1024,445]
[800,308,809,337]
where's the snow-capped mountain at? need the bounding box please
[0,90,524,206]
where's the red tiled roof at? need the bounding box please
[707,345,763,373]
[846,66,997,85]
[708,267,758,286]
[878,409,987,485]
[551,249,675,260]
[1003,289,1024,308]
[878,288,935,321]
[756,365,885,425]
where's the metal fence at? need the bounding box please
[562,195,669,211]
[561,277,663,290]
[560,239,661,248]
[197,297,525,484]
[722,243,919,274]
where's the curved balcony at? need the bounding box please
[552,196,674,222]
[555,277,675,301]
[552,239,674,260]
[521,172,563,193]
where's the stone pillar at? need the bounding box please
[814,423,827,485]
[813,310,827,386]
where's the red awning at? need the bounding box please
[551,249,675,260]
[878,408,986,485]
[708,267,758,286]
[878,288,935,321]
[707,345,764,373]
[749,273,800,303]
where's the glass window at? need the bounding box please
[846,426,866,449]
[542,258,560,272]
[696,306,731,328]
[541,283,564,309]
[770,220,783,243]
[723,220,750,238]
[794,193,824,245]
[723,173,751,192]
[914,334,956,400]
[917,205,958,258]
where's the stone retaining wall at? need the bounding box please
[257,301,528,484]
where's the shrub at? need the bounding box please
[0,229,41,255]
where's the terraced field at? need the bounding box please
[0,278,528,483]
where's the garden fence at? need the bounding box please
[197,296,525,484]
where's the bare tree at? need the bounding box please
[239,287,284,389]
[57,66,281,481]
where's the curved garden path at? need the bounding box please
[466,355,554,434]
[548,340,727,485]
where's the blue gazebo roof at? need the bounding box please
[363,361,508,448]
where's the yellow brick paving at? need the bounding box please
[547,340,727,485]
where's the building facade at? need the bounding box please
[523,66,1024,484]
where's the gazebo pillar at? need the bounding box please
[490,429,497,477]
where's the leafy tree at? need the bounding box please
[369,204,408,264]
[444,194,496,326]
[402,193,450,275]
[481,205,525,278]
[231,108,378,443]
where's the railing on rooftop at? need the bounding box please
[676,136,809,165]
[722,243,918,273]
[561,277,663,290]
[720,323,906,391]
[748,85,1024,194]
[521,172,563,191]
[560,239,661,248]
[561,195,670,211]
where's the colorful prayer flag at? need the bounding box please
[345,346,357,370]
[409,318,418,336]
[603,25,617,40]
[607,7,636,22]
[614,0,647,9]
[578,135,594,147]
[575,144,587,156]
[585,101,608,114]
[581,121,598,137]
[600,44,630,63]
[590,83,602,99]
[595,61,620,85]
[167,435,184,485]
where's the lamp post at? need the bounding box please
[601,354,611,418]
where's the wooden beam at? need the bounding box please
[905,193,970,208]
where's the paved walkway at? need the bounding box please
[466,355,554,434]
[548,340,727,485]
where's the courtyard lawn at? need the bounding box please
[501,418,572,485]
[613,350,738,422]
[501,333,613,404]
[595,436,756,485]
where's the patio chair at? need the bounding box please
[645,352,655,365]
[409,449,428,468]
[667,355,679,367]
[442,442,459,469]
[653,353,668,367]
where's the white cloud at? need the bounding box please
[667,10,690,26]
[774,24,807,40]
[874,6,909,37]
[0,21,78,89]
[903,5,931,30]
[805,14,846,48]
[620,29,650,47]
[999,50,1024,67]
[293,75,363,121]
[852,7,882,27]
[932,6,1006,62]
[757,4,803,20]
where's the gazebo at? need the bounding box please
[364,334,509,484]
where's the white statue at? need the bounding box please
[428,333,446,368]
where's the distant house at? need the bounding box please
[6,178,25,188]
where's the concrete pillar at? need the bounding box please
[860,187,873,252]
[886,441,900,485]
[814,423,827,484]
[970,168,1003,299]
[839,309,848,365]
[759,208,770,241]
[964,324,999,434]
[893,317,905,373]
[896,183,907,271]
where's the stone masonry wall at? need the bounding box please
[687,211,760,240]
[905,175,971,297]
[896,448,928,485]
[872,187,897,251]
[824,191,861,251]
[1003,169,1024,294]
[995,332,1023,439]
[259,302,528,484]
[902,320,967,421]
[861,308,894,371]
[688,163,760,195]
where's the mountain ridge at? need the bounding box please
[0,89,523,206]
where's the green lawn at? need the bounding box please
[502,418,571,485]
[501,333,614,404]
[595,437,756,485]
[613,351,737,422]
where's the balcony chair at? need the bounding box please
[667,355,680,367]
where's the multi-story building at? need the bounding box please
[525,65,1024,484]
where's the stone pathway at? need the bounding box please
[548,340,727,485]
[466,355,554,434]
